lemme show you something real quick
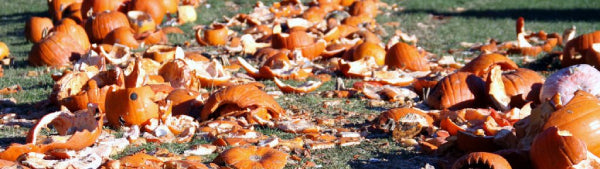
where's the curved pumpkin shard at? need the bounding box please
[237,57,263,79]
[363,70,415,86]
[200,84,284,123]
[0,108,104,161]
[273,77,323,93]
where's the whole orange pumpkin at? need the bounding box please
[129,0,166,25]
[385,42,430,71]
[25,17,54,43]
[28,32,86,67]
[425,72,487,110]
[80,0,128,20]
[53,18,91,50]
[85,11,130,42]
[344,41,386,66]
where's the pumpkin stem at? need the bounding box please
[41,27,50,39]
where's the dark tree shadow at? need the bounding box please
[402,8,600,22]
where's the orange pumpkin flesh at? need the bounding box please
[214,146,289,169]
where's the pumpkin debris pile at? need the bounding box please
[4,0,600,168]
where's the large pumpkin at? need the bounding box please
[425,72,487,110]
[85,11,130,42]
[543,90,600,157]
[385,42,430,71]
[29,32,86,67]
[53,18,91,50]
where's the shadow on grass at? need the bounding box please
[0,137,26,146]
[403,8,600,21]
[0,11,49,24]
[347,148,440,169]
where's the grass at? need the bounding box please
[1,0,600,168]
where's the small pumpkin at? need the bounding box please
[451,152,512,169]
[25,17,54,43]
[348,0,378,18]
[102,26,140,48]
[29,32,86,67]
[385,42,430,71]
[162,0,179,14]
[425,72,487,110]
[343,41,386,66]
[48,0,79,21]
[85,10,130,42]
[271,29,326,60]
[80,0,128,20]
[0,41,9,60]
[213,146,289,169]
[196,24,230,46]
[127,10,156,34]
[129,0,167,25]
[177,5,197,24]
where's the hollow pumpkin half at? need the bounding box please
[0,110,104,161]
[200,83,285,122]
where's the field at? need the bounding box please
[1,0,600,168]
